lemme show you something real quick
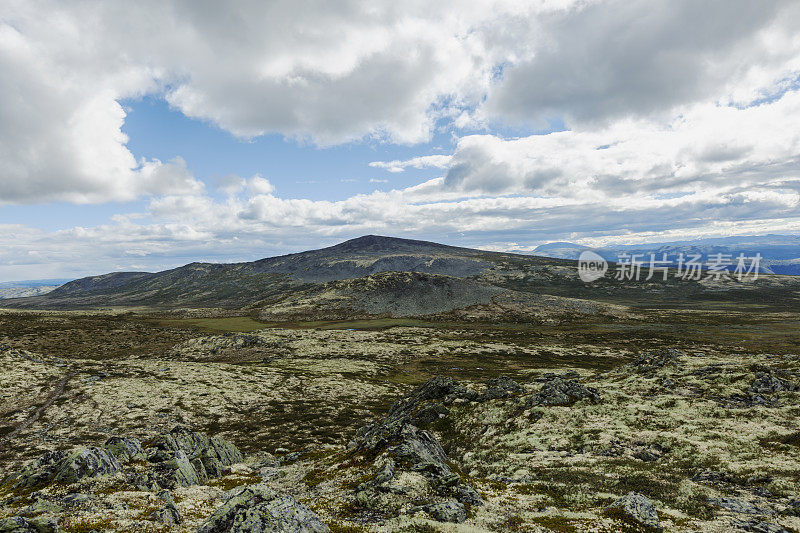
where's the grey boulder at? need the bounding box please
[527,376,601,407]
[197,484,329,533]
[604,492,662,532]
[9,448,122,490]
[414,501,466,523]
[0,516,58,533]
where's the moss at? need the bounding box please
[206,473,262,491]
[602,506,663,533]
[61,517,121,533]
[328,522,367,533]
[529,516,583,533]
[304,467,335,488]
[501,515,529,531]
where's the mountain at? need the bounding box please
[3,235,799,314]
[0,278,74,299]
[532,234,800,274]
[1,236,560,311]
[0,278,74,289]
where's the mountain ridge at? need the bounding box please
[4,234,798,313]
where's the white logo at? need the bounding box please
[578,250,608,282]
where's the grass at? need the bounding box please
[155,316,270,333]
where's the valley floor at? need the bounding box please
[0,307,798,532]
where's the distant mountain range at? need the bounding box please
[0,278,74,299]
[530,235,800,275]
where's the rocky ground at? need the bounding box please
[1,308,799,532]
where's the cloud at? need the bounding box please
[482,0,800,127]
[0,13,201,204]
[445,89,800,199]
[369,155,453,173]
[246,175,275,195]
[2,0,799,205]
[2,0,800,279]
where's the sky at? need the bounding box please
[2,0,800,280]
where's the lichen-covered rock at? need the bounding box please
[527,376,601,407]
[730,519,791,533]
[9,447,122,490]
[20,497,62,518]
[750,371,798,394]
[451,483,483,506]
[148,427,243,488]
[390,425,449,468]
[153,450,202,488]
[151,426,243,468]
[786,497,800,516]
[708,496,772,515]
[104,437,144,463]
[197,484,329,533]
[481,376,525,401]
[630,348,684,374]
[355,377,477,449]
[348,377,483,517]
[604,492,662,532]
[414,501,467,523]
[150,501,181,525]
[0,516,58,533]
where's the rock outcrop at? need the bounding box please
[197,484,329,533]
[5,427,243,494]
[527,373,601,407]
[7,447,122,490]
[148,426,244,488]
[349,377,483,520]
[0,516,58,533]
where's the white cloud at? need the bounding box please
[2,0,799,205]
[445,90,800,200]
[482,0,800,127]
[369,155,453,173]
[246,175,275,195]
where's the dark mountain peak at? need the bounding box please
[328,235,462,254]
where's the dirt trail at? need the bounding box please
[0,371,75,444]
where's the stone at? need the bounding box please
[604,492,662,532]
[414,501,466,523]
[154,450,201,488]
[786,497,800,516]
[749,371,798,394]
[9,448,122,490]
[630,348,684,374]
[708,497,772,515]
[450,483,483,506]
[0,516,58,533]
[358,376,477,448]
[481,376,525,401]
[197,484,330,533]
[104,437,145,463]
[150,501,181,525]
[61,493,90,506]
[148,427,243,488]
[527,376,601,407]
[730,519,790,533]
[20,498,62,518]
[350,377,482,518]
